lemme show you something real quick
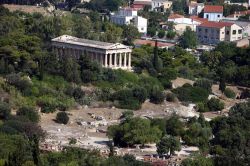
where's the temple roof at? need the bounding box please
[52,35,130,50]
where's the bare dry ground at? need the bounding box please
[3,4,51,15]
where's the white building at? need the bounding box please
[203,5,223,22]
[151,0,172,12]
[197,21,243,45]
[52,35,132,70]
[188,1,204,15]
[110,8,147,34]
[224,0,249,8]
[168,17,205,34]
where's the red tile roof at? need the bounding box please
[168,13,185,19]
[204,5,223,13]
[199,21,234,28]
[131,4,144,9]
[226,10,250,18]
[190,16,208,23]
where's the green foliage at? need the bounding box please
[16,106,40,123]
[166,30,176,39]
[210,101,250,165]
[223,4,247,16]
[156,134,181,156]
[179,27,197,49]
[157,30,165,38]
[0,101,11,119]
[207,98,224,112]
[197,102,209,113]
[120,110,134,120]
[194,79,213,93]
[224,88,236,99]
[122,25,141,45]
[165,115,184,136]
[172,84,209,103]
[107,118,162,147]
[166,93,176,102]
[181,155,214,166]
[112,89,141,110]
[56,112,69,125]
[149,85,165,104]
[183,115,212,151]
[41,147,103,166]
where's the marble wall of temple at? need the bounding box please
[51,35,132,70]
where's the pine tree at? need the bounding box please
[153,40,161,72]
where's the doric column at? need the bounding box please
[123,53,127,67]
[128,52,131,68]
[105,54,108,67]
[119,53,122,67]
[114,53,117,67]
[109,53,112,67]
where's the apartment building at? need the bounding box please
[197,21,243,44]
[203,5,223,21]
[151,0,172,12]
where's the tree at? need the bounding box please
[179,27,197,49]
[207,98,224,112]
[156,135,181,157]
[157,30,165,38]
[107,118,162,147]
[165,115,184,136]
[122,25,140,45]
[56,112,69,124]
[0,101,10,119]
[153,40,162,72]
[166,30,176,39]
[16,106,40,123]
[210,101,250,165]
[219,78,226,92]
[193,79,213,93]
[62,56,81,83]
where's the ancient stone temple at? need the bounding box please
[52,35,132,70]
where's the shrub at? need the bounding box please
[166,93,176,102]
[112,89,141,110]
[132,86,148,103]
[0,101,11,119]
[194,79,213,93]
[149,86,165,104]
[69,137,77,145]
[56,112,69,124]
[197,102,209,112]
[224,88,236,99]
[16,106,40,123]
[172,85,209,103]
[207,98,224,111]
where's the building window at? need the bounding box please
[226,31,229,35]
[238,30,242,34]
[233,30,236,34]
[222,32,224,34]
[217,15,220,18]
[217,30,220,34]
[198,28,202,32]
[205,29,208,33]
[206,14,209,18]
